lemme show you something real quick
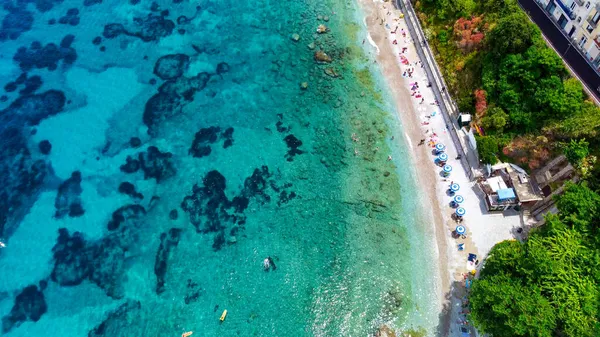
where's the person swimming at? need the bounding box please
[263,257,277,271]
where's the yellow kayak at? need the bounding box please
[220,309,228,322]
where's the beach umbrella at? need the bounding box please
[450,183,460,192]
[443,165,452,173]
[437,153,448,162]
[455,225,466,235]
[454,195,464,204]
[456,207,466,217]
[435,143,445,152]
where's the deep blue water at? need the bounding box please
[0,0,439,335]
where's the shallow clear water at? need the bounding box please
[0,0,439,335]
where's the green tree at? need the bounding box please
[564,139,590,167]
[475,135,499,164]
[555,182,600,232]
[481,106,508,132]
[486,13,541,57]
[470,273,556,337]
[481,0,520,18]
[546,101,600,139]
[471,187,600,337]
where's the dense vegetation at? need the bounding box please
[414,1,600,335]
[415,0,600,175]
[470,183,600,337]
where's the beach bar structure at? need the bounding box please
[478,163,543,212]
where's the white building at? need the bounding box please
[536,0,600,68]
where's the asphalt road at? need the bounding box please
[518,0,600,102]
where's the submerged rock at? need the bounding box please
[283,134,304,161]
[153,53,190,80]
[102,13,175,42]
[181,166,295,249]
[1,285,47,333]
[118,182,143,200]
[216,62,230,75]
[88,300,141,337]
[138,146,176,182]
[316,24,328,34]
[143,72,211,135]
[51,202,147,299]
[375,325,397,337]
[13,37,77,71]
[120,156,140,173]
[154,228,182,294]
[107,204,146,231]
[55,171,84,218]
[314,50,332,63]
[2,90,66,125]
[0,8,34,41]
[38,140,52,154]
[51,228,90,286]
[189,126,220,158]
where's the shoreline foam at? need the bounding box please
[355,0,456,334]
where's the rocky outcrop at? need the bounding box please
[54,171,84,218]
[88,300,141,337]
[154,228,182,294]
[1,284,47,333]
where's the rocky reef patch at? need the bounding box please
[119,146,176,183]
[154,228,182,294]
[51,204,147,299]
[181,166,296,250]
[283,134,304,161]
[88,300,141,337]
[54,171,84,218]
[13,35,77,71]
[102,13,174,42]
[189,126,234,158]
[1,283,47,333]
[0,7,33,41]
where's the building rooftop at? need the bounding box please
[507,169,543,203]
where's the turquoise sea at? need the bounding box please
[0,0,440,335]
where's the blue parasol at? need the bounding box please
[456,225,466,235]
[450,183,460,192]
[435,143,445,152]
[454,195,464,204]
[443,165,452,173]
[456,207,466,217]
[437,153,448,162]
